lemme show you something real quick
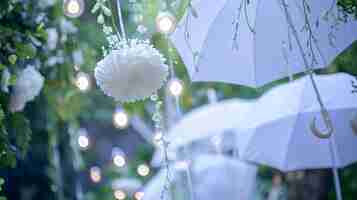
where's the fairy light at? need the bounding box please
[77,128,89,149]
[114,189,127,200]
[64,0,85,18]
[90,166,101,183]
[134,191,145,200]
[113,108,129,129]
[75,72,91,91]
[168,79,184,97]
[137,164,150,177]
[112,147,126,168]
[155,12,177,34]
[153,131,163,146]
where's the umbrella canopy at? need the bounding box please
[236,73,357,171]
[166,98,253,151]
[150,99,253,167]
[171,0,357,87]
[143,155,258,200]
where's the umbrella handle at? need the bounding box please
[310,110,334,139]
[350,117,357,136]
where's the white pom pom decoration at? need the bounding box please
[9,66,44,112]
[95,39,168,103]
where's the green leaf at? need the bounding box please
[0,64,5,71]
[97,14,105,24]
[15,43,37,59]
[8,74,16,86]
[91,3,101,13]
[8,55,17,65]
[35,23,48,40]
[102,6,112,17]
[8,113,32,157]
[0,108,4,122]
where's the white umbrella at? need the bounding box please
[143,155,258,200]
[171,0,357,87]
[167,98,253,151]
[150,98,253,167]
[235,73,357,200]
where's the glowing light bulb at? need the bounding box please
[137,164,150,177]
[64,0,85,18]
[77,128,89,149]
[168,79,184,96]
[90,166,101,183]
[112,148,126,167]
[155,12,177,34]
[134,191,145,200]
[113,108,129,129]
[75,72,91,91]
[114,189,127,200]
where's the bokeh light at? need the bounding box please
[64,0,85,18]
[134,191,145,200]
[168,79,184,97]
[112,147,126,168]
[114,189,126,200]
[75,72,91,92]
[113,108,129,129]
[90,166,101,183]
[137,164,150,177]
[155,12,177,34]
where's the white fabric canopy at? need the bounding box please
[171,0,357,87]
[236,73,357,171]
[143,155,258,200]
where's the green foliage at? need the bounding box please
[338,0,357,18]
[0,177,6,200]
[7,113,32,157]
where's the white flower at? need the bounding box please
[60,18,78,34]
[95,39,169,103]
[72,49,84,65]
[1,68,10,93]
[9,66,44,112]
[46,28,59,50]
[136,25,148,34]
[38,0,56,9]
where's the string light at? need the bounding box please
[137,164,150,177]
[90,166,101,183]
[114,189,127,200]
[155,12,177,34]
[75,72,91,91]
[112,147,126,168]
[153,131,163,146]
[134,191,145,200]
[77,128,89,150]
[64,0,85,18]
[168,79,184,97]
[113,107,129,129]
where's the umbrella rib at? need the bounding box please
[187,1,229,77]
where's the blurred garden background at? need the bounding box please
[0,0,356,200]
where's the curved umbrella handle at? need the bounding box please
[310,110,334,139]
[350,117,357,136]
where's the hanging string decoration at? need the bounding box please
[92,0,168,103]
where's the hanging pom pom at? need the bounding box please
[95,39,169,103]
[9,66,44,112]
